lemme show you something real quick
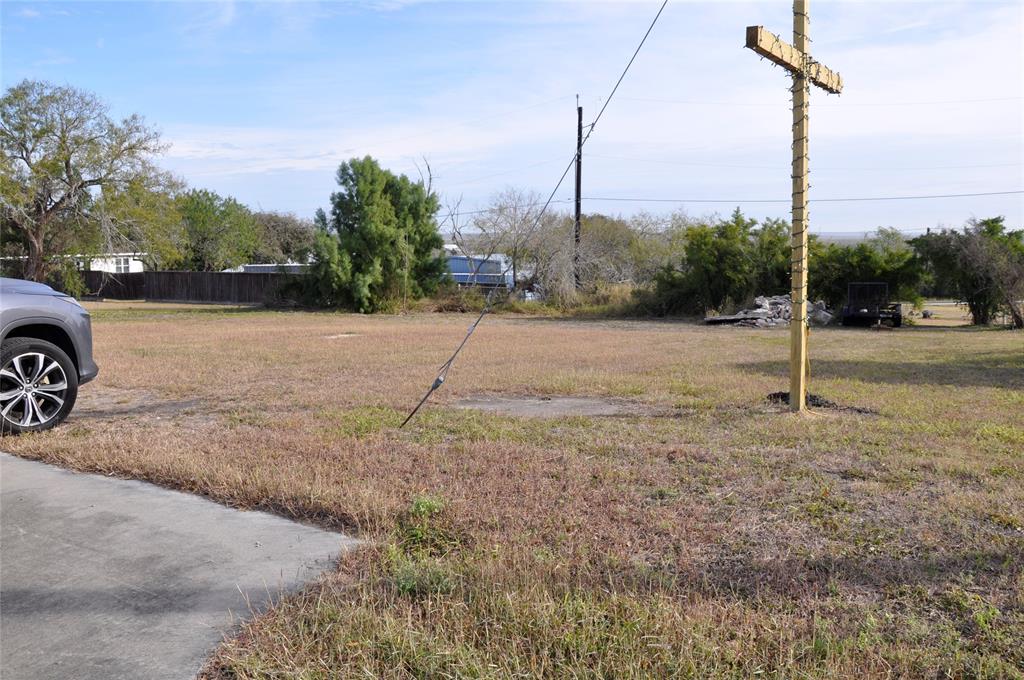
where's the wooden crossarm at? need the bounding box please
[745,25,843,94]
[805,59,843,94]
[745,26,802,71]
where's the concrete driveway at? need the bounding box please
[0,453,356,680]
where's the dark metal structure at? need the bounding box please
[841,282,902,327]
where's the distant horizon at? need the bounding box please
[3,0,1021,232]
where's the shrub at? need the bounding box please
[317,157,446,313]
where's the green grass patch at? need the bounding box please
[322,406,404,437]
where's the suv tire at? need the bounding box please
[0,337,79,435]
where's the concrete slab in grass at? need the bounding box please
[0,452,357,680]
[454,395,632,418]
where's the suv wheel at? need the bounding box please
[0,338,79,434]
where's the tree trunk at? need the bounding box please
[1007,297,1024,329]
[967,295,991,325]
[24,230,46,282]
[511,245,517,289]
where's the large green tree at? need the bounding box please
[95,174,185,270]
[321,156,445,312]
[808,229,923,311]
[177,189,259,271]
[749,217,791,295]
[303,228,351,307]
[251,211,315,264]
[648,212,931,316]
[653,208,764,314]
[0,79,167,281]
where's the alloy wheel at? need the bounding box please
[0,352,68,429]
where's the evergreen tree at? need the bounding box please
[321,156,444,312]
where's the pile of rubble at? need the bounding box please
[704,295,833,328]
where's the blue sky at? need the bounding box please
[3,0,1022,233]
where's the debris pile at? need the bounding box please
[704,295,833,328]
[767,391,838,408]
[766,391,877,415]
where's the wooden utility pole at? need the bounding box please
[574,104,583,290]
[745,0,842,412]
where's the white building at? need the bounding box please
[0,252,147,276]
[221,262,310,274]
[80,253,146,274]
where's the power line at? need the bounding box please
[587,154,773,170]
[817,162,1023,171]
[817,228,934,237]
[440,0,671,225]
[337,94,574,156]
[443,0,669,226]
[401,155,575,429]
[586,153,1024,172]
[441,199,574,220]
[821,97,1023,107]
[439,0,670,221]
[582,189,1024,204]
[441,188,1022,219]
[810,190,1024,203]
[403,0,670,428]
[616,95,1023,107]
[582,0,669,146]
[440,157,565,189]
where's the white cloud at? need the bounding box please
[211,0,237,28]
[163,96,569,179]
[31,49,74,68]
[175,0,238,40]
[157,0,1022,227]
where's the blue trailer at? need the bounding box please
[446,253,512,289]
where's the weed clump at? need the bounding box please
[386,496,463,599]
[396,495,462,557]
[385,547,459,598]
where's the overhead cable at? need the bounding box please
[400,0,671,428]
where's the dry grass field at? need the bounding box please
[4,302,1023,678]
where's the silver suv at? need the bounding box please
[0,278,98,434]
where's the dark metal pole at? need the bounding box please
[574,105,583,290]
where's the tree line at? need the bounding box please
[3,80,1021,326]
[0,80,315,292]
[447,200,1023,328]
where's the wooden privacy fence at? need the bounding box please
[82,271,297,304]
[81,272,146,299]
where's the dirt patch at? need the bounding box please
[454,395,643,418]
[766,391,877,415]
[69,386,206,423]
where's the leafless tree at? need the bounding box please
[442,195,475,259]
[472,187,545,286]
[529,213,575,302]
[452,190,684,304]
